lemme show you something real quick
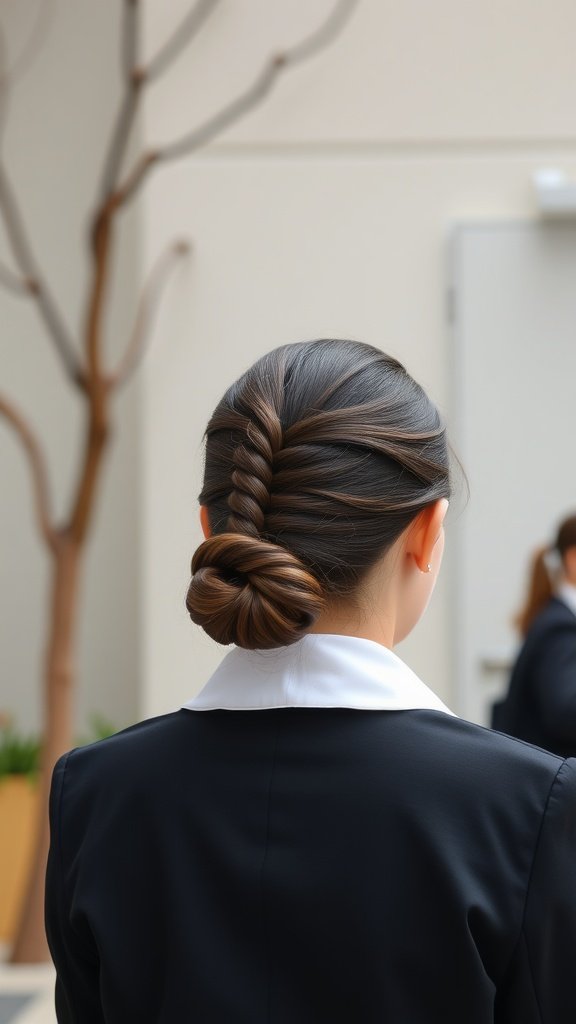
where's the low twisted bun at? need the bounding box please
[186,533,325,650]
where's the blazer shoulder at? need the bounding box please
[408,709,566,790]
[510,599,576,671]
[61,710,192,787]
[530,597,576,635]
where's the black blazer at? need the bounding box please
[46,707,576,1023]
[492,597,576,757]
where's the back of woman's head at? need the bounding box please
[516,512,576,637]
[187,339,451,649]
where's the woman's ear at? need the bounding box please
[199,505,212,540]
[407,499,449,573]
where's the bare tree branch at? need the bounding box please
[98,88,142,205]
[98,0,144,203]
[0,393,57,552]
[0,18,10,148]
[279,0,360,65]
[0,259,31,294]
[122,0,140,81]
[99,0,222,206]
[160,0,361,162]
[113,149,159,208]
[109,239,191,389]
[114,0,359,209]
[159,57,282,163]
[0,162,84,386]
[0,18,82,384]
[146,0,221,83]
[0,0,55,142]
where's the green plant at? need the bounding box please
[0,718,41,780]
[0,712,120,780]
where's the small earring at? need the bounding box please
[420,563,432,574]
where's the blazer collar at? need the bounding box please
[183,633,455,716]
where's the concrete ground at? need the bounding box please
[0,954,55,1024]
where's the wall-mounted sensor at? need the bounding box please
[533,168,576,218]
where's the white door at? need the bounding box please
[449,222,576,724]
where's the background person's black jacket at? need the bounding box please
[492,597,576,757]
[46,706,576,1023]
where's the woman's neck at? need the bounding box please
[309,606,396,649]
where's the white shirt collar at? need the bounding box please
[557,582,576,618]
[183,633,455,716]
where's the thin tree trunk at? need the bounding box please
[7,178,113,962]
[9,211,113,966]
[10,535,82,963]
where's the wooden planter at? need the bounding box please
[0,775,39,943]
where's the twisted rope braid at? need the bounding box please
[224,397,283,539]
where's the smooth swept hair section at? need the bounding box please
[187,339,451,649]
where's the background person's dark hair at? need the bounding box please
[187,339,451,649]
[515,513,576,637]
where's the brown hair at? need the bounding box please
[186,339,451,649]
[516,513,576,637]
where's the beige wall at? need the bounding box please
[5,1,576,730]
[139,0,576,717]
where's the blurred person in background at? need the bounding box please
[492,513,576,757]
[46,341,576,1022]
